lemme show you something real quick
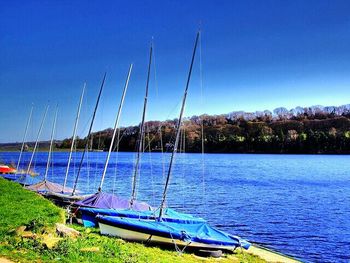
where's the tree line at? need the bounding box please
[58,104,350,154]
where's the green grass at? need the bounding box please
[0,177,266,262]
[0,177,65,237]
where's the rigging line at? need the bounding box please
[152,37,159,97]
[93,132,100,191]
[98,64,133,192]
[158,125,166,183]
[44,105,58,182]
[73,140,77,187]
[182,125,186,209]
[51,109,58,182]
[147,130,156,206]
[111,126,121,195]
[112,128,127,152]
[130,42,153,206]
[62,83,85,193]
[72,72,106,196]
[26,104,49,179]
[86,138,90,193]
[159,31,200,219]
[199,30,206,209]
[17,104,34,172]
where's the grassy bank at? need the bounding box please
[0,178,266,262]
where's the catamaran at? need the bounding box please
[95,31,251,252]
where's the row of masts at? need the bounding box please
[16,31,201,217]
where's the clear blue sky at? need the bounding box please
[1,0,350,143]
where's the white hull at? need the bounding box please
[98,222,236,251]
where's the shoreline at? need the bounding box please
[1,148,350,155]
[0,177,301,263]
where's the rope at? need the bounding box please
[145,234,153,244]
[168,230,192,255]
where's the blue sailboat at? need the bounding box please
[95,31,251,252]
[75,43,205,228]
[73,65,153,222]
[97,216,250,251]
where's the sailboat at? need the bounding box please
[74,64,153,226]
[4,105,49,186]
[44,85,90,205]
[1,106,34,177]
[2,106,33,178]
[96,31,251,252]
[26,105,75,194]
[46,75,106,207]
[77,42,206,228]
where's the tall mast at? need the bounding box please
[159,31,199,219]
[130,42,153,206]
[26,104,49,176]
[62,84,85,193]
[44,105,58,182]
[98,64,133,192]
[72,73,106,195]
[16,104,34,171]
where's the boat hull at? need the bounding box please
[97,216,250,251]
[0,165,16,174]
[45,191,90,207]
[98,221,238,251]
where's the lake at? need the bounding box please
[1,152,349,262]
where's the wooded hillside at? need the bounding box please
[59,105,350,154]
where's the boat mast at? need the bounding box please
[44,105,58,182]
[158,31,199,219]
[26,104,49,176]
[72,73,106,196]
[98,64,133,192]
[130,42,153,206]
[16,104,34,172]
[62,84,85,193]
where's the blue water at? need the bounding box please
[1,152,350,262]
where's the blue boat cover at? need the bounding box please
[15,175,41,185]
[3,174,41,185]
[75,192,152,211]
[97,216,250,250]
[2,174,21,181]
[79,207,205,227]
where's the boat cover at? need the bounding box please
[26,180,75,194]
[75,192,152,211]
[15,175,41,185]
[79,207,205,227]
[97,216,250,250]
[1,174,19,181]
